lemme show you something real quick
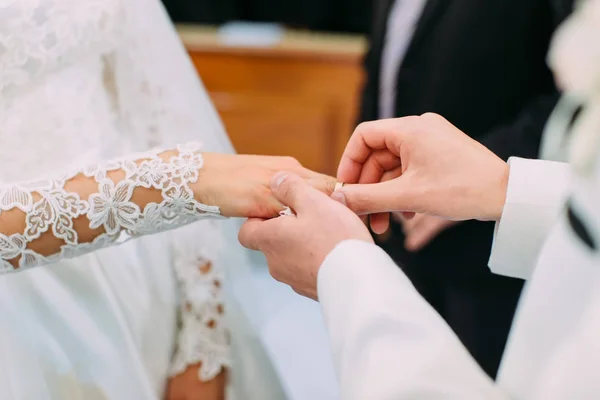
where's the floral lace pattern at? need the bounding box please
[0,142,220,273]
[170,246,231,381]
[0,0,122,96]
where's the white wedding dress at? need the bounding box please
[0,0,286,398]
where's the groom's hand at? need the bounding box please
[336,113,510,222]
[239,173,373,300]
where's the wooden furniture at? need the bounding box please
[178,25,367,175]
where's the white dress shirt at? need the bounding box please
[379,0,428,119]
[316,151,600,398]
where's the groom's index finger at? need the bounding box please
[337,117,414,183]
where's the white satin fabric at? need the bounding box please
[0,0,284,398]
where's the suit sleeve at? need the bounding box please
[488,157,572,279]
[357,0,390,123]
[480,95,560,161]
[317,240,507,400]
[479,1,573,161]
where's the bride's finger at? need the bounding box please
[304,172,337,196]
[237,184,289,219]
[266,197,290,219]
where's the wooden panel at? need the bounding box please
[191,53,361,95]
[179,26,367,176]
[210,91,334,173]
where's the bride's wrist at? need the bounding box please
[189,152,226,214]
[145,148,224,214]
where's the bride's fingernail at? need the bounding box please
[331,191,347,206]
[271,172,288,189]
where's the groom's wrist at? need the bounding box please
[317,240,377,291]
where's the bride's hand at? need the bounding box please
[195,153,337,218]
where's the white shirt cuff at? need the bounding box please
[488,157,571,279]
[318,240,414,304]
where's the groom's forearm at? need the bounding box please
[318,240,504,399]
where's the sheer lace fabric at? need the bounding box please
[171,240,232,380]
[0,143,220,273]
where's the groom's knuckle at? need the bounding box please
[237,226,252,246]
[356,121,371,131]
[420,112,445,124]
[354,121,371,136]
[420,112,438,120]
[268,266,283,282]
[239,224,263,248]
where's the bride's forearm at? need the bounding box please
[0,144,220,272]
[0,144,336,273]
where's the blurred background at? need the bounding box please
[163,0,372,176]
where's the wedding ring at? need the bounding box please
[334,182,345,192]
[279,206,294,216]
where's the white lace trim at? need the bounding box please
[170,249,231,381]
[0,142,221,272]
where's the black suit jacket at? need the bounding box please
[361,0,573,279]
[162,0,371,33]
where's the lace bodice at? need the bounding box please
[0,0,121,95]
[0,0,233,387]
[0,0,231,180]
[0,1,122,179]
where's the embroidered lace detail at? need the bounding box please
[170,239,231,381]
[0,0,122,96]
[0,143,220,273]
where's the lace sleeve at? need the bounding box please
[0,143,220,273]
[168,220,231,381]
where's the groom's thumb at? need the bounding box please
[338,179,414,215]
[271,172,321,214]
